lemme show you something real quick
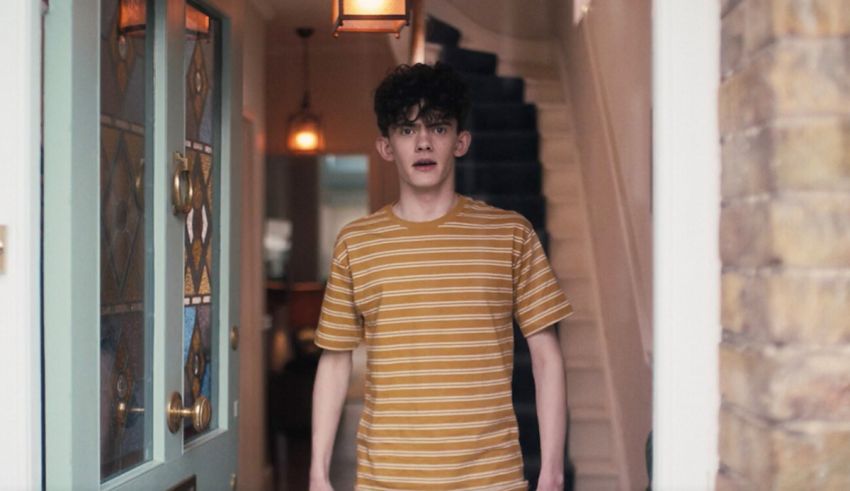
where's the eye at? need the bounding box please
[400,127,414,135]
[434,126,448,135]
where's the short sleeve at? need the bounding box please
[315,237,363,350]
[513,223,573,337]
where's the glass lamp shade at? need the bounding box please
[286,110,324,155]
[118,0,146,36]
[118,0,210,38]
[332,0,410,36]
[185,4,211,38]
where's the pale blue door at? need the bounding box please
[43,0,242,488]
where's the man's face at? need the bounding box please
[375,107,471,196]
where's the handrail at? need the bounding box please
[581,19,653,363]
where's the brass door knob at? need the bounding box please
[167,392,212,434]
[171,151,193,215]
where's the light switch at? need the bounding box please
[0,225,6,274]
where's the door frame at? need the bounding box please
[652,0,721,487]
[0,0,42,488]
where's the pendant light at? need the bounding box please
[332,0,411,38]
[285,28,324,155]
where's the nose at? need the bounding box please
[415,131,432,152]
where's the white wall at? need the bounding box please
[652,0,720,488]
[445,0,556,39]
[0,0,41,487]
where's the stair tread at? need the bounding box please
[564,355,603,369]
[571,406,610,421]
[572,458,620,476]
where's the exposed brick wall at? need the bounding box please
[718,0,850,488]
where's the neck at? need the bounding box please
[393,186,458,222]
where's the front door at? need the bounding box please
[43,0,242,488]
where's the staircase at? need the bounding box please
[424,13,627,491]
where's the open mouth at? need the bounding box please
[413,159,437,170]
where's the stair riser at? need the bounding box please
[550,239,591,278]
[541,136,578,169]
[566,368,607,409]
[468,105,537,132]
[558,279,596,319]
[426,16,460,46]
[561,321,600,360]
[467,135,538,162]
[456,162,541,195]
[546,207,586,240]
[574,476,620,491]
[525,81,564,104]
[463,75,525,103]
[440,47,497,75]
[570,421,614,461]
[543,167,582,203]
[538,106,571,133]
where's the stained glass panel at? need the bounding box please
[183,1,220,442]
[99,0,152,480]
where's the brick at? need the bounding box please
[722,271,850,345]
[767,0,850,40]
[772,194,850,267]
[719,405,774,482]
[721,272,768,336]
[772,118,850,192]
[719,51,775,135]
[769,39,850,117]
[721,1,746,77]
[770,352,850,421]
[719,412,850,488]
[722,118,850,199]
[721,0,745,18]
[766,272,850,344]
[719,342,776,417]
[721,342,850,421]
[719,39,850,135]
[721,195,850,268]
[720,200,773,267]
[715,468,751,491]
[721,127,773,199]
[773,423,850,489]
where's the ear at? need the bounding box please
[375,136,394,162]
[453,130,471,158]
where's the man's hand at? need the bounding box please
[309,475,335,491]
[536,472,565,491]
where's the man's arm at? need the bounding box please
[527,326,568,491]
[309,349,353,491]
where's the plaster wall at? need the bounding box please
[445,0,556,39]
[238,3,271,490]
[554,0,653,487]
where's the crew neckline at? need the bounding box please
[385,194,467,230]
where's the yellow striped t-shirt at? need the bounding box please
[315,195,573,490]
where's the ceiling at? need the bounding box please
[261,0,334,32]
[256,0,559,40]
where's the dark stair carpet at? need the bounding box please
[427,16,574,491]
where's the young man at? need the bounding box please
[310,63,572,491]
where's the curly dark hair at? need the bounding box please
[373,62,470,137]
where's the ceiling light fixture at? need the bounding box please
[285,28,324,155]
[332,0,411,38]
